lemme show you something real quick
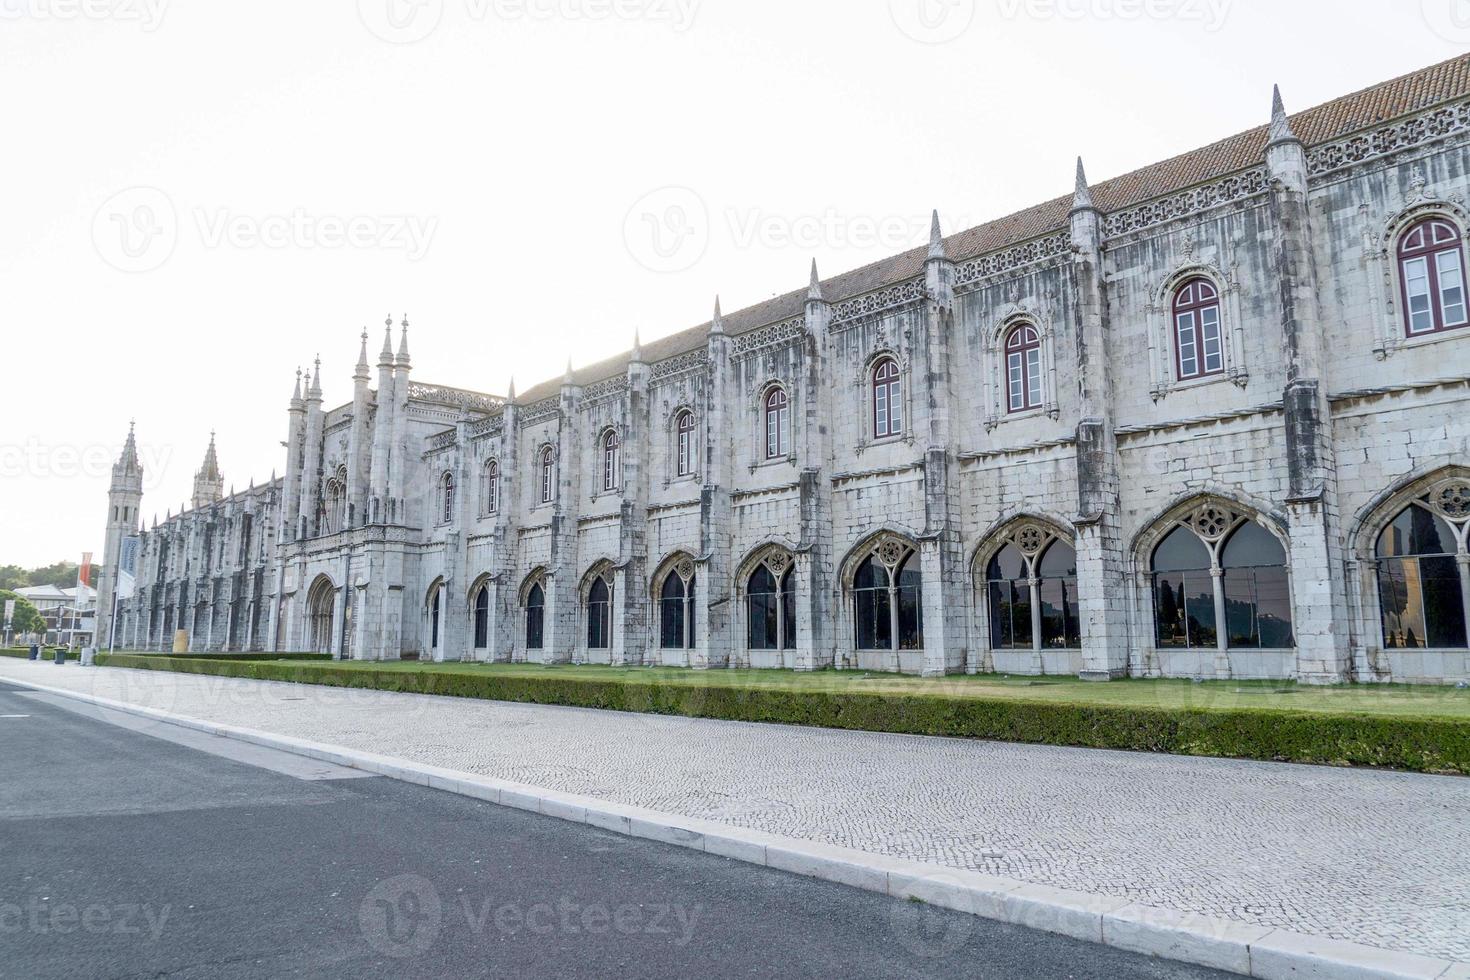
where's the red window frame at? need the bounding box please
[1398,219,1468,337]
[676,411,695,476]
[765,388,789,459]
[602,430,620,491]
[1004,325,1042,412]
[1172,278,1223,381]
[872,358,902,438]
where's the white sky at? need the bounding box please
[0,0,1458,567]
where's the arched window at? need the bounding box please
[1399,218,1468,336]
[429,586,441,649]
[676,410,696,477]
[1376,501,1468,649]
[1173,278,1223,381]
[852,539,922,652]
[602,430,621,492]
[306,578,334,655]
[525,581,545,649]
[539,448,555,504]
[1004,325,1042,412]
[586,575,612,649]
[1152,506,1294,650]
[481,460,499,516]
[439,472,455,525]
[872,358,903,438]
[764,387,789,459]
[659,564,696,649]
[747,557,795,651]
[985,529,1080,652]
[473,585,489,649]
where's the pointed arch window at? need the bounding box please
[1399,219,1468,336]
[747,554,796,651]
[1376,491,1470,649]
[586,575,612,649]
[659,562,696,649]
[429,586,442,650]
[1004,325,1043,412]
[602,430,621,492]
[439,472,455,525]
[872,358,903,438]
[473,585,489,649]
[539,448,555,504]
[676,410,696,477]
[525,581,545,649]
[481,459,499,516]
[853,539,922,652]
[984,527,1079,652]
[1151,506,1293,651]
[1173,278,1224,380]
[764,387,789,459]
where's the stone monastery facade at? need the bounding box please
[97,57,1470,684]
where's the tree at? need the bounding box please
[0,590,43,638]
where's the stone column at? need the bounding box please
[1069,162,1129,680]
[1267,89,1352,683]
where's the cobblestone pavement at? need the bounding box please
[8,660,1469,962]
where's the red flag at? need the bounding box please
[78,552,93,589]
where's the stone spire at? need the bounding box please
[290,367,303,408]
[1268,84,1298,146]
[711,295,725,334]
[927,210,946,260]
[307,355,322,400]
[1072,157,1096,213]
[631,328,644,363]
[507,376,516,401]
[807,259,823,301]
[396,315,411,368]
[354,328,371,383]
[379,318,395,368]
[192,431,224,508]
[116,420,142,478]
[563,356,575,384]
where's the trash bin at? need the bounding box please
[53,648,65,665]
[28,644,38,661]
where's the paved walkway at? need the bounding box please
[6,660,1468,962]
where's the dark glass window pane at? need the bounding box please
[1037,541,1076,578]
[1153,525,1212,573]
[895,555,923,650]
[1378,505,1458,558]
[661,574,686,601]
[988,581,1014,649]
[780,570,796,650]
[660,597,685,649]
[854,587,890,650]
[1155,575,1187,646]
[748,592,776,649]
[474,588,488,648]
[1038,576,1077,648]
[1182,571,1217,649]
[1221,521,1286,569]
[685,577,696,649]
[854,556,885,590]
[1423,555,1469,648]
[987,544,1026,582]
[526,584,544,649]
[1378,559,1422,649]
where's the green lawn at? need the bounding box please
[105,654,1470,721]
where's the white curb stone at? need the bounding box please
[8,672,1467,980]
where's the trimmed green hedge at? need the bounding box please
[91,653,1470,774]
[141,651,333,662]
[1,647,78,661]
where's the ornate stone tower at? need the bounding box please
[192,431,224,509]
[95,422,144,649]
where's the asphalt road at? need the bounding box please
[0,680,1234,980]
